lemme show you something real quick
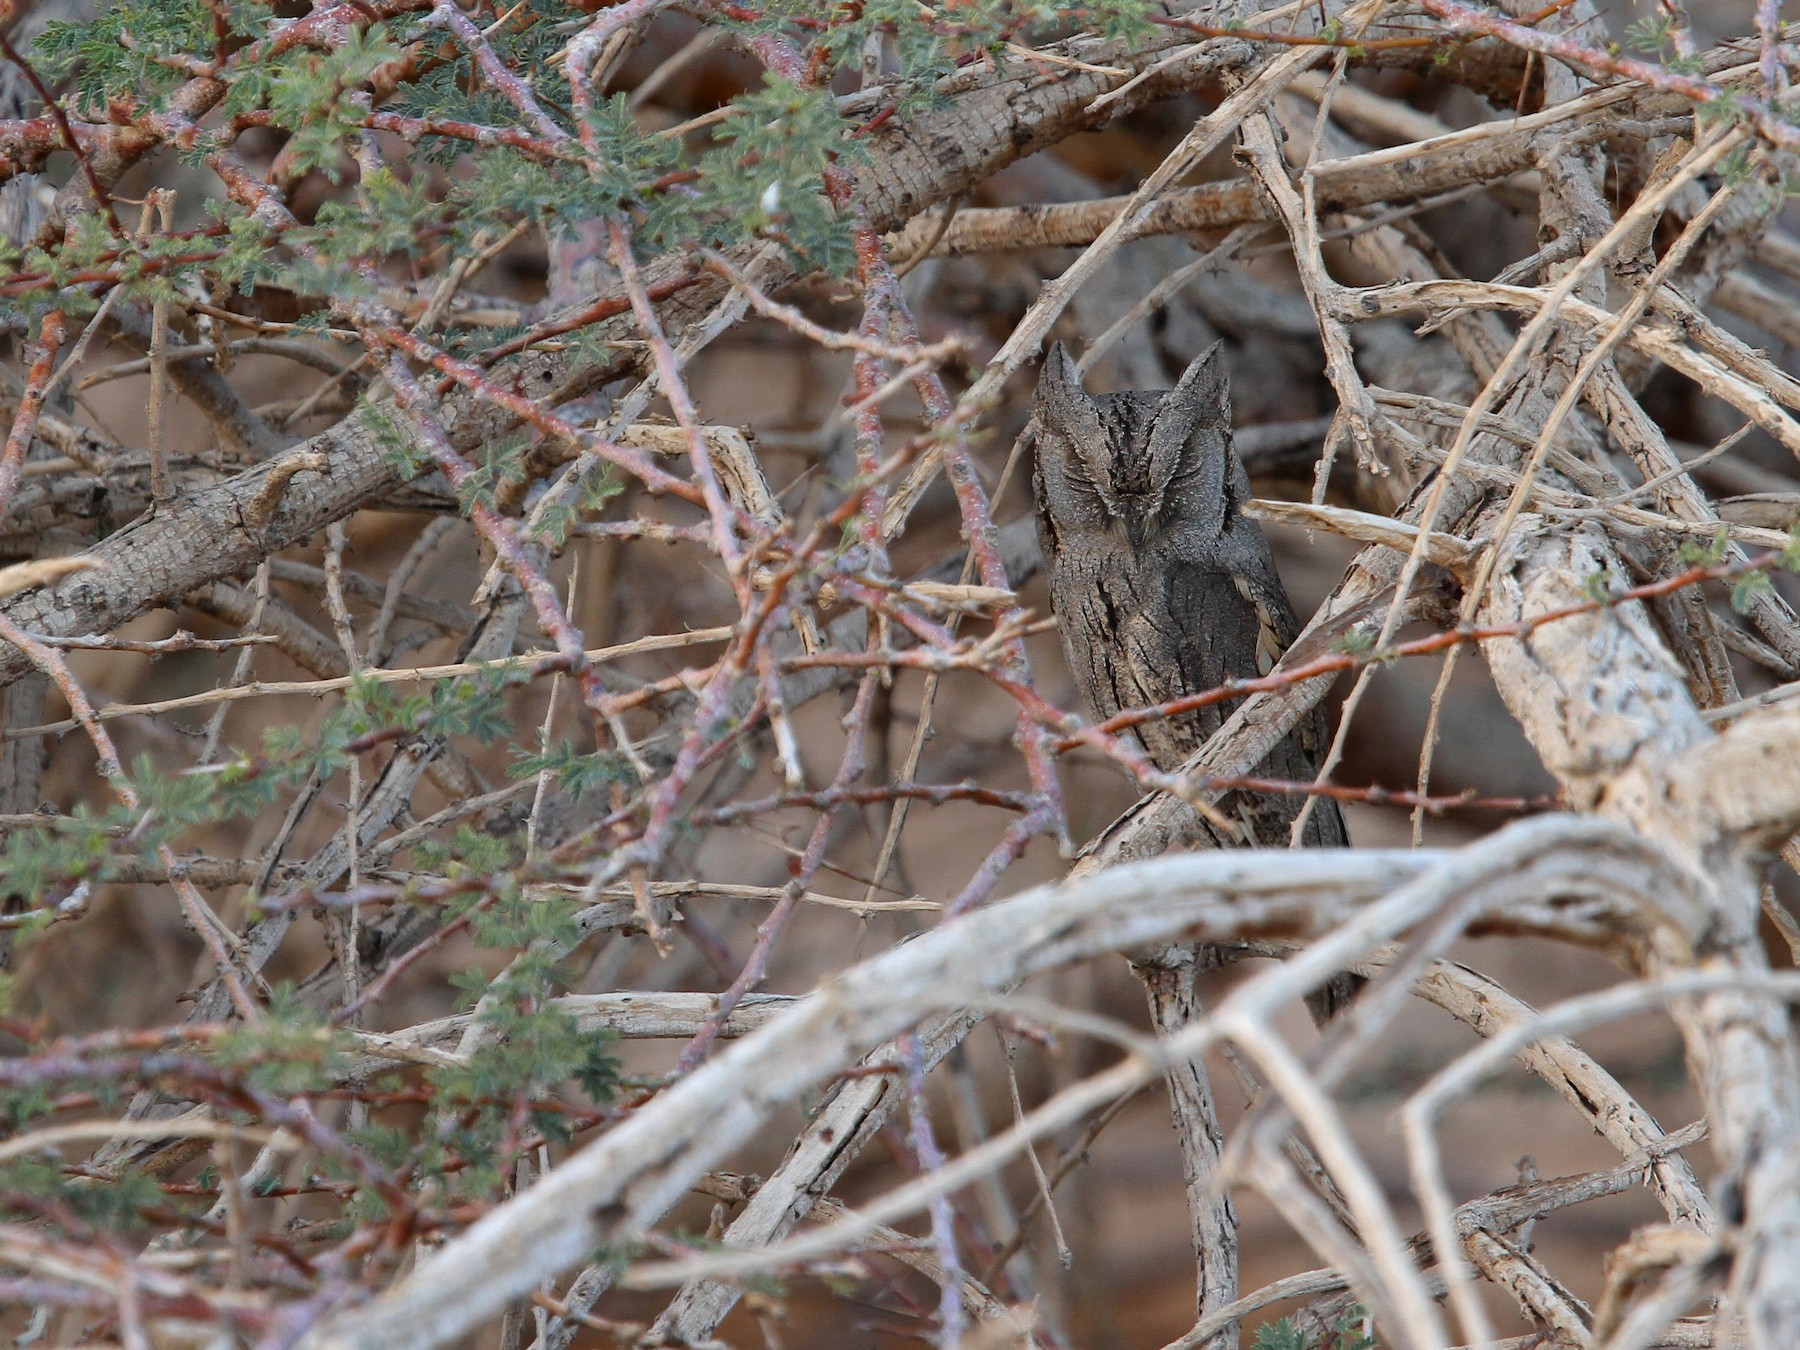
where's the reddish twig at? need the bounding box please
[1413,0,1800,149]
[425,0,571,149]
[0,309,67,525]
[376,353,614,718]
[606,218,751,582]
[1084,553,1774,746]
[0,35,123,235]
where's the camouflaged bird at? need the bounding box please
[1031,341,1347,853]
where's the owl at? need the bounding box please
[1032,341,1346,852]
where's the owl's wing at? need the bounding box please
[1147,554,1343,845]
[1053,554,1159,728]
[1112,561,1280,771]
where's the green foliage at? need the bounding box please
[682,76,857,271]
[431,992,618,1113]
[727,1,1156,102]
[452,434,532,516]
[223,23,405,182]
[1718,143,1757,187]
[306,169,441,264]
[209,987,348,1095]
[321,667,523,754]
[0,808,115,909]
[1623,14,1677,56]
[384,1,585,159]
[526,457,625,550]
[1075,0,1161,40]
[35,0,239,114]
[0,662,523,920]
[464,884,585,953]
[416,899,620,1196]
[364,398,432,477]
[413,824,521,879]
[1252,1308,1377,1350]
[213,742,312,817]
[1677,526,1731,567]
[3,213,124,323]
[404,86,683,263]
[1620,13,1702,72]
[1696,91,1750,132]
[125,754,220,840]
[8,0,1169,332]
[531,493,581,549]
[509,742,639,798]
[1732,568,1774,614]
[1582,568,1619,602]
[1253,1319,1308,1350]
[0,755,251,912]
[0,1093,54,1140]
[0,1157,166,1230]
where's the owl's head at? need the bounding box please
[1032,342,1238,550]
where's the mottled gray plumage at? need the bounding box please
[1032,342,1346,851]
[1033,343,1356,1020]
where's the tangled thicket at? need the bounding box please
[6,0,1800,1347]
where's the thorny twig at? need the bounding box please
[8,2,1800,1348]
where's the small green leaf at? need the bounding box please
[1732,569,1774,614]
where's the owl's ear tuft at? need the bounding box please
[1033,341,1112,514]
[1166,341,1230,427]
[1037,342,1084,406]
[1146,341,1237,537]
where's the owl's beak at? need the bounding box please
[1109,513,1148,550]
[1120,501,1154,551]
